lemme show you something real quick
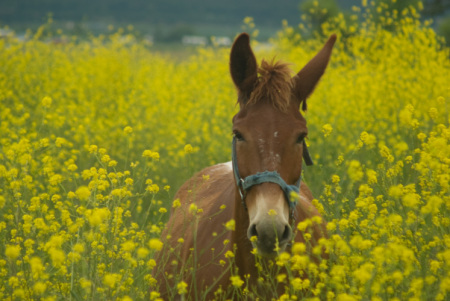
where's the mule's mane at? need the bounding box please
[247,59,293,111]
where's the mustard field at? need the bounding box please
[1,2,450,300]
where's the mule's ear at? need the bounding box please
[293,34,336,110]
[230,33,258,105]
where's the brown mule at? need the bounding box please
[153,32,336,300]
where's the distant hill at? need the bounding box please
[0,0,304,27]
[1,0,448,39]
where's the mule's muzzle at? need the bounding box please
[247,220,293,257]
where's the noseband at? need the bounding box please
[231,136,313,217]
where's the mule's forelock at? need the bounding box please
[247,59,293,111]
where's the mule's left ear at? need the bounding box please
[292,34,337,110]
[230,33,258,105]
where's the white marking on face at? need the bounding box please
[275,154,280,162]
[274,131,278,138]
[258,138,265,155]
[265,151,281,168]
[248,190,289,226]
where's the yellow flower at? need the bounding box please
[322,124,333,137]
[353,262,374,284]
[48,248,65,267]
[347,160,364,182]
[360,131,377,148]
[189,203,198,214]
[292,242,306,254]
[177,281,188,295]
[49,174,63,186]
[125,177,133,185]
[101,154,111,163]
[121,240,136,252]
[366,169,378,185]
[268,209,277,216]
[277,273,287,283]
[103,273,120,288]
[225,219,235,231]
[184,144,193,154]
[336,294,358,301]
[55,137,66,147]
[150,291,161,300]
[75,186,91,201]
[123,126,133,134]
[230,275,244,287]
[147,259,157,270]
[297,219,311,232]
[292,277,303,291]
[86,207,110,227]
[67,164,78,171]
[421,195,443,215]
[331,174,340,183]
[402,193,420,209]
[379,145,394,162]
[41,96,52,107]
[73,243,84,254]
[33,282,47,295]
[146,183,159,193]
[137,247,149,259]
[88,145,98,153]
[276,252,290,266]
[143,150,159,159]
[5,245,21,260]
[148,238,163,251]
[172,198,181,208]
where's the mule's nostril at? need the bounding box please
[280,225,292,243]
[248,224,258,240]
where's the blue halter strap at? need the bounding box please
[231,136,313,215]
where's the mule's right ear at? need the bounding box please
[230,33,258,105]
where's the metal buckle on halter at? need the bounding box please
[238,179,246,201]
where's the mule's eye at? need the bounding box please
[233,131,245,141]
[296,134,306,144]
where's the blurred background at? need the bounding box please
[1,0,450,45]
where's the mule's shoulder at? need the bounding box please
[198,161,233,178]
[156,162,237,297]
[176,161,234,194]
[165,162,237,260]
[174,161,235,211]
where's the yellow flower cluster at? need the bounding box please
[0,0,449,299]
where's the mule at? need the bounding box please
[153,32,336,300]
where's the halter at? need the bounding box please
[231,136,313,217]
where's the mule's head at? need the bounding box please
[230,33,336,257]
